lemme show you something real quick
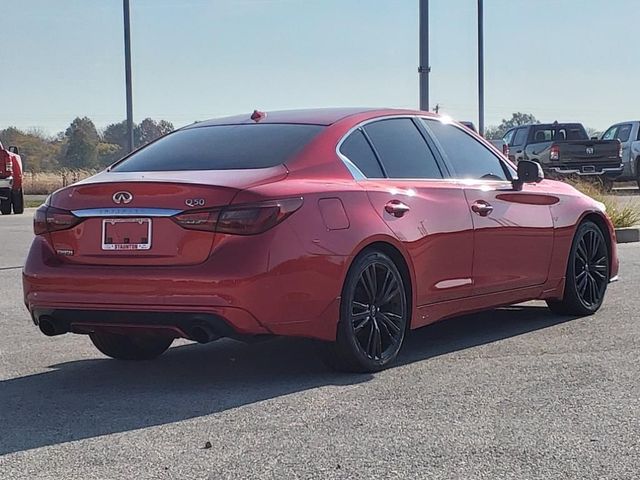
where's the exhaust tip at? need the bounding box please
[190,325,219,344]
[39,316,67,337]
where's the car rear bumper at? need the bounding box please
[29,307,269,342]
[23,234,345,342]
[544,165,623,178]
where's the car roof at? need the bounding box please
[183,107,430,128]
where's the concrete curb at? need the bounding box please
[615,227,640,244]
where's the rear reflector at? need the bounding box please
[173,197,303,235]
[34,205,81,235]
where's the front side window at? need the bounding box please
[602,126,617,140]
[503,129,515,146]
[616,124,632,142]
[112,124,324,172]
[363,119,443,179]
[339,129,384,178]
[512,128,528,146]
[423,119,509,181]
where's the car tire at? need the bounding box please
[0,197,11,215]
[546,221,609,316]
[322,249,409,373]
[11,189,24,214]
[90,332,173,360]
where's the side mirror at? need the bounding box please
[8,146,19,155]
[513,160,544,191]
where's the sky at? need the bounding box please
[1,0,638,136]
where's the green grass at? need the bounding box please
[568,179,640,229]
[25,199,44,209]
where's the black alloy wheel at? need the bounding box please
[547,221,609,316]
[323,250,408,372]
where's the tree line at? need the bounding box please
[1,112,603,173]
[0,117,174,172]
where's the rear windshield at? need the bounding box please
[111,123,324,172]
[530,124,588,143]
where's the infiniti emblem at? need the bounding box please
[113,191,133,204]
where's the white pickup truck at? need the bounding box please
[601,121,640,186]
[459,121,509,158]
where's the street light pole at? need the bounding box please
[477,0,485,136]
[123,0,134,153]
[418,0,430,111]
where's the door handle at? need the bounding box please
[471,201,494,217]
[385,200,410,218]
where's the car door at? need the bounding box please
[338,118,475,309]
[422,118,555,296]
[603,123,633,178]
[509,127,529,163]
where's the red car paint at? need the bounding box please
[23,108,619,345]
[0,141,23,210]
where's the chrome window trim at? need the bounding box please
[335,114,515,183]
[71,208,182,218]
[420,117,515,181]
[336,115,419,181]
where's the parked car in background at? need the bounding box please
[0,141,24,215]
[502,123,622,188]
[601,121,640,187]
[460,121,509,158]
[23,109,618,372]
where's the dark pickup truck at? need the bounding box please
[502,123,622,185]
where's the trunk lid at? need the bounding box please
[48,166,287,266]
[555,139,620,165]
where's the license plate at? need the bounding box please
[102,218,152,251]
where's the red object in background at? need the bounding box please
[0,141,24,214]
[22,108,619,371]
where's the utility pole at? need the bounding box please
[123,0,134,153]
[418,0,430,111]
[477,0,485,135]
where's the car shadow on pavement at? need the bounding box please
[0,304,574,456]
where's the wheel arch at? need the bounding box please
[347,238,415,330]
[580,211,613,265]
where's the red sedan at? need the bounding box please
[23,108,619,372]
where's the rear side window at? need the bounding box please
[339,129,384,178]
[112,124,324,172]
[423,120,508,181]
[363,119,442,179]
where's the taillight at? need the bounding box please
[173,197,303,235]
[34,205,80,235]
[5,160,12,173]
[550,145,560,161]
[502,144,509,157]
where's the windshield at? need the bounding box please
[111,123,324,172]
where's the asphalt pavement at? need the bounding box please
[1,211,639,479]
